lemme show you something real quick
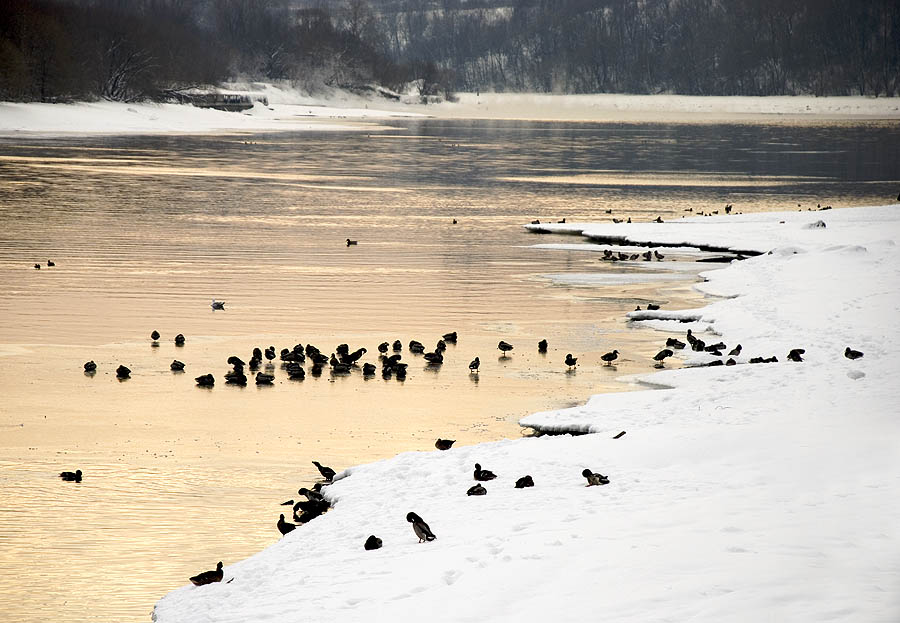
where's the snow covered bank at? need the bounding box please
[154,204,900,623]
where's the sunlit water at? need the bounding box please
[0,119,897,623]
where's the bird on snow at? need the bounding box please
[467,484,487,496]
[582,469,610,486]
[787,348,805,362]
[60,469,82,482]
[312,461,336,482]
[435,439,456,451]
[473,463,497,481]
[666,337,686,350]
[407,512,436,542]
[498,341,514,356]
[565,354,578,369]
[468,357,480,373]
[515,475,534,488]
[364,535,382,551]
[600,350,619,365]
[844,347,863,360]
[190,561,223,586]
[728,344,742,357]
[277,513,296,535]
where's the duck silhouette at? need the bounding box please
[474,463,497,481]
[364,535,383,550]
[467,484,487,496]
[83,360,97,372]
[844,347,863,360]
[170,360,185,371]
[277,514,296,535]
[47,260,55,267]
[377,342,389,353]
[346,238,358,246]
[190,561,223,586]
[174,333,185,346]
[728,344,742,357]
[195,374,215,386]
[150,330,160,342]
[406,512,436,542]
[116,365,131,379]
[538,339,548,353]
[565,354,577,369]
[468,356,480,373]
[211,300,225,310]
[653,349,674,366]
[497,341,513,356]
[435,438,455,450]
[582,469,610,486]
[59,469,82,482]
[442,331,458,343]
[787,348,805,362]
[515,475,534,488]
[312,461,336,482]
[255,372,275,384]
[600,350,619,365]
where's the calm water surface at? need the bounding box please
[0,119,898,622]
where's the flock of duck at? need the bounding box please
[187,455,613,585]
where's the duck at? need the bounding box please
[497,341,513,356]
[435,438,456,450]
[646,303,660,310]
[277,514,296,535]
[423,351,443,365]
[364,535,383,551]
[346,238,358,246]
[211,300,225,310]
[33,263,40,269]
[174,333,185,346]
[225,370,247,385]
[312,461,336,482]
[473,463,497,481]
[600,350,619,365]
[310,363,323,376]
[653,349,673,366]
[467,484,487,496]
[515,475,534,488]
[468,356,480,373]
[538,339,548,353]
[297,486,325,502]
[565,354,577,369]
[60,469,82,482]
[377,342,389,353]
[189,561,223,586]
[442,331,458,343]
[47,260,55,267]
[150,330,160,341]
[654,250,665,260]
[227,356,245,367]
[195,373,215,386]
[170,360,185,371]
[787,348,805,362]
[406,512,436,542]
[692,338,706,352]
[844,347,863,360]
[728,344,742,356]
[435,339,447,353]
[409,340,425,354]
[255,372,275,384]
[582,469,609,486]
[686,329,697,347]
[331,362,352,374]
[726,358,737,366]
[665,338,686,350]
[362,363,376,376]
[264,347,276,361]
[392,340,402,351]
[654,216,664,223]
[116,365,131,379]
[341,347,367,364]
[83,360,97,372]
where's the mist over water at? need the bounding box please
[0,119,898,623]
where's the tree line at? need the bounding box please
[1,0,897,103]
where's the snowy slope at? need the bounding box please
[154,205,900,623]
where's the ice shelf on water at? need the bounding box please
[154,204,900,623]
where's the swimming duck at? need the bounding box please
[255,372,274,384]
[311,363,323,376]
[435,339,446,353]
[277,513,296,535]
[174,333,185,345]
[362,363,376,376]
[377,342,389,353]
[538,339,548,353]
[346,238,358,246]
[211,300,225,310]
[844,347,863,360]
[409,340,425,354]
[497,341,513,356]
[47,260,55,267]
[473,463,497,481]
[582,469,609,486]
[83,360,97,372]
[170,360,185,371]
[264,347,276,361]
[467,484,487,496]
[787,348,805,362]
[600,350,619,365]
[225,370,247,385]
[423,351,443,365]
[150,330,160,342]
[34,263,40,269]
[565,354,578,369]
[312,461,336,482]
[364,535,383,551]
[435,438,455,451]
[195,374,215,386]
[442,331,458,343]
[468,357,480,373]
[189,561,223,586]
[406,512,436,542]
[60,469,82,482]
[116,365,131,379]
[249,357,261,371]
[392,340,402,351]
[515,475,534,488]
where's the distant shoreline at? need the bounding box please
[2,92,899,136]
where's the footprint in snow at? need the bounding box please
[443,570,462,585]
